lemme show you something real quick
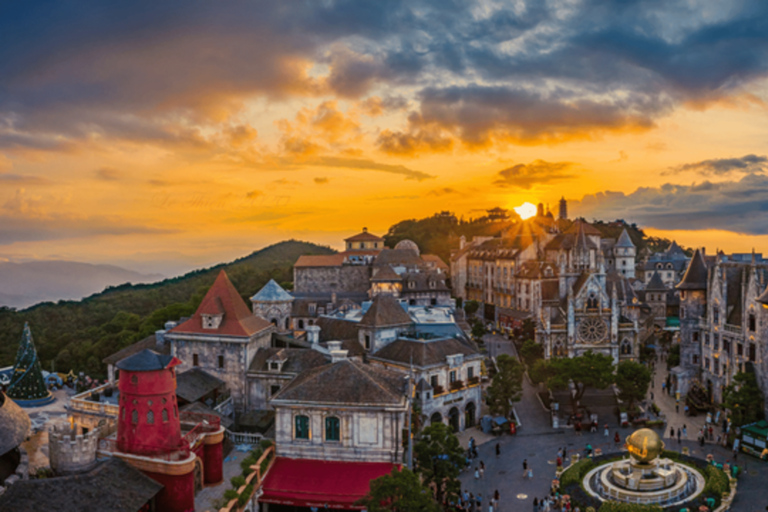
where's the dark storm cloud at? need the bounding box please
[493,160,576,189]
[665,154,768,176]
[2,0,768,153]
[573,174,768,235]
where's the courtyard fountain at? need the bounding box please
[583,428,707,507]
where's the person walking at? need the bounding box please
[474,467,480,480]
[669,426,675,439]
[604,424,609,437]
[683,424,687,438]
[563,446,567,460]
[480,460,485,479]
[534,497,539,512]
[677,428,681,444]
[614,431,621,448]
[495,442,500,458]
[523,458,528,478]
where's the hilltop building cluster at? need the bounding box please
[0,228,479,510]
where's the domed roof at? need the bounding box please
[394,239,420,256]
[0,391,31,457]
[626,428,664,464]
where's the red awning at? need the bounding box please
[260,457,399,510]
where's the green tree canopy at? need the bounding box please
[539,351,615,413]
[615,361,652,413]
[723,371,765,427]
[463,300,480,317]
[471,320,486,340]
[486,354,524,417]
[356,468,440,512]
[414,423,464,505]
[520,339,544,368]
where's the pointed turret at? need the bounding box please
[676,248,708,290]
[646,271,666,292]
[615,228,634,248]
[7,323,53,404]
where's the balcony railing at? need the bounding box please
[724,324,742,334]
[450,380,465,392]
[433,385,445,396]
[467,376,480,386]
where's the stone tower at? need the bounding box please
[48,422,99,475]
[559,196,568,220]
[613,228,636,278]
[250,279,294,333]
[676,248,709,395]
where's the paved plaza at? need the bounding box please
[457,336,768,512]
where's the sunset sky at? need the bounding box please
[3,1,768,275]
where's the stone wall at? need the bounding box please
[247,373,294,411]
[171,330,271,411]
[274,406,405,463]
[48,424,99,475]
[294,265,371,295]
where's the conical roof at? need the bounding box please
[666,241,687,259]
[250,279,294,302]
[170,270,273,337]
[360,295,411,327]
[116,349,181,372]
[676,248,708,290]
[615,228,634,248]
[7,323,50,401]
[645,271,666,292]
[371,265,402,282]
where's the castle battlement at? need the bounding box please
[48,423,99,475]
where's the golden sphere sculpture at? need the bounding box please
[625,428,664,464]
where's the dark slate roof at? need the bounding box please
[401,271,449,292]
[251,279,294,302]
[645,271,666,291]
[371,265,402,282]
[572,272,591,296]
[314,316,361,341]
[677,249,709,290]
[0,392,30,457]
[370,337,481,368]
[271,360,407,406]
[360,295,412,327]
[0,457,163,512]
[615,228,634,248]
[179,401,233,428]
[249,347,330,373]
[175,367,226,403]
[102,334,170,366]
[115,349,180,372]
[666,241,688,259]
[373,248,423,268]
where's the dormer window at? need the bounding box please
[202,314,223,330]
[308,303,317,315]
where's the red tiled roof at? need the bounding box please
[260,457,398,510]
[294,254,346,267]
[170,270,273,337]
[345,230,384,242]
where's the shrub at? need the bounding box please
[703,465,730,503]
[238,484,254,507]
[560,459,595,487]
[230,475,245,488]
[259,438,273,450]
[224,489,238,501]
[240,455,257,475]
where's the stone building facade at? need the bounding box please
[270,359,408,463]
[250,279,294,333]
[165,270,274,411]
[48,422,100,475]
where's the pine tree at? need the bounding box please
[7,323,50,401]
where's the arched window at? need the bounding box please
[295,415,310,439]
[325,416,340,441]
[131,375,138,385]
[131,410,138,424]
[147,410,154,424]
[162,409,169,423]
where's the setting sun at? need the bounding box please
[514,202,538,220]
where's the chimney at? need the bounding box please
[306,325,320,345]
[363,227,368,233]
[331,292,337,305]
[327,341,348,363]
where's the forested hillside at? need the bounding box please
[0,241,334,376]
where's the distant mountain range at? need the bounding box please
[0,261,164,309]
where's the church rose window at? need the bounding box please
[295,415,310,439]
[577,317,607,343]
[325,417,340,441]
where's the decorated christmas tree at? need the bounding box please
[7,323,51,401]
